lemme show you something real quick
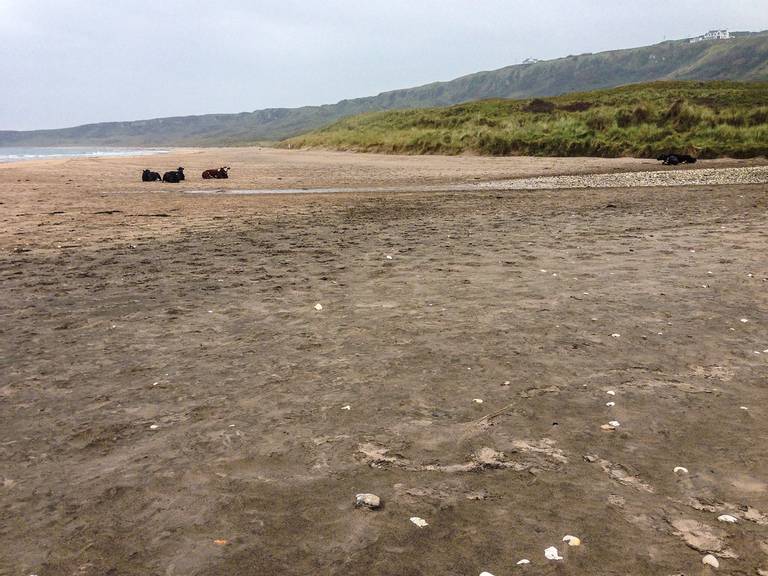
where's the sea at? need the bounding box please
[0,147,168,163]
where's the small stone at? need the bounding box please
[702,554,719,568]
[607,390,616,396]
[410,516,428,528]
[583,455,597,463]
[606,402,616,407]
[355,493,381,509]
[740,318,749,323]
[473,398,484,404]
[341,405,351,410]
[608,420,621,427]
[149,424,159,430]
[611,333,621,338]
[314,303,323,311]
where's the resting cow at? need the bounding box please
[162,167,185,183]
[657,154,697,165]
[202,167,230,179]
[142,169,162,182]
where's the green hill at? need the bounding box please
[285,81,768,158]
[1,32,767,147]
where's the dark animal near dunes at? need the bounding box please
[141,169,162,182]
[202,167,230,179]
[162,167,185,183]
[657,153,697,165]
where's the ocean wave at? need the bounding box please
[0,148,169,163]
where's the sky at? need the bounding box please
[1,0,766,131]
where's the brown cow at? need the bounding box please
[202,167,230,179]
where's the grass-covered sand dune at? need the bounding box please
[284,81,768,158]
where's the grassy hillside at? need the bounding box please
[284,81,768,158]
[1,32,767,147]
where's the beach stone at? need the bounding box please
[355,493,381,509]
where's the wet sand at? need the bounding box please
[1,148,768,575]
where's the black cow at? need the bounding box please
[162,167,185,183]
[657,154,697,165]
[202,167,230,179]
[142,169,162,182]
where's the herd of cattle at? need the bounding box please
[140,154,694,184]
[142,167,230,183]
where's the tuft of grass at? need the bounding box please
[283,81,768,158]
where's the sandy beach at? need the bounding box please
[1,147,768,575]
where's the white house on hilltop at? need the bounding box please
[690,30,731,43]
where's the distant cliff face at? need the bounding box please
[2,32,766,147]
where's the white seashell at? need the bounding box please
[480,572,495,576]
[386,255,393,260]
[607,390,616,396]
[740,318,749,323]
[702,554,719,568]
[516,559,530,565]
[341,405,351,410]
[673,466,689,474]
[562,535,581,546]
[608,421,621,428]
[544,546,563,560]
[410,516,428,528]
[149,424,159,430]
[606,402,616,407]
[611,333,621,338]
[473,398,484,404]
[740,406,749,410]
[314,303,323,311]
[717,514,738,523]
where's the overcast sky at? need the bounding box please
[1,0,766,130]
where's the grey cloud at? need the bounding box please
[1,0,766,130]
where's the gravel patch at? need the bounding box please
[478,166,768,190]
